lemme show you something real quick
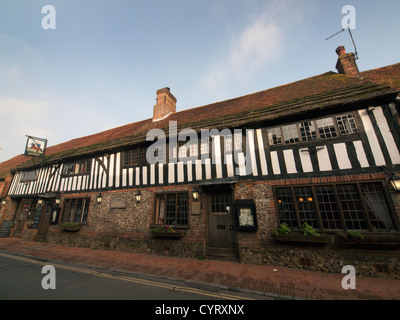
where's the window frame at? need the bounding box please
[266,112,359,146]
[62,197,90,224]
[122,146,148,168]
[62,159,91,176]
[20,170,38,183]
[274,181,398,232]
[153,192,189,228]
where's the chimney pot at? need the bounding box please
[336,46,346,56]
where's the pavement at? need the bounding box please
[0,237,399,300]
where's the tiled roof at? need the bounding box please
[360,63,400,90]
[2,65,399,176]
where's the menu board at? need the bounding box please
[234,200,258,231]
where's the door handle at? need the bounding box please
[230,225,235,230]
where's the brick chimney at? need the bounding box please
[335,46,360,77]
[153,87,177,122]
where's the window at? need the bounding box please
[316,117,337,139]
[62,160,91,175]
[20,170,38,183]
[267,127,282,145]
[123,147,147,167]
[276,188,297,228]
[267,113,357,146]
[154,193,188,226]
[211,193,231,213]
[223,134,233,153]
[361,183,394,230]
[299,121,317,142]
[176,140,198,160]
[200,137,210,155]
[295,187,318,229]
[282,124,299,144]
[337,184,367,230]
[336,114,358,135]
[275,182,396,231]
[62,198,90,223]
[315,186,342,229]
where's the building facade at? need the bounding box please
[1,47,400,277]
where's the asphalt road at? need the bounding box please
[0,252,272,301]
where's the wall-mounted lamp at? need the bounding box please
[55,195,61,205]
[1,198,6,206]
[192,188,200,201]
[390,175,400,191]
[135,190,142,203]
[38,198,43,205]
[96,194,103,204]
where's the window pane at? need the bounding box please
[282,124,299,144]
[361,183,394,230]
[124,151,132,165]
[315,186,342,229]
[337,184,368,230]
[166,194,177,225]
[200,138,209,155]
[211,193,231,213]
[336,114,358,135]
[276,188,298,228]
[299,121,317,142]
[75,199,83,223]
[138,148,147,164]
[178,141,187,159]
[69,199,76,222]
[21,170,37,182]
[155,195,166,224]
[294,187,319,229]
[316,117,337,139]
[82,199,90,223]
[268,127,282,145]
[177,193,188,226]
[223,134,233,153]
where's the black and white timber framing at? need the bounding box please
[7,105,400,197]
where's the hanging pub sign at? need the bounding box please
[25,136,47,157]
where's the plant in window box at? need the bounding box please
[60,222,81,232]
[150,225,185,238]
[273,222,331,244]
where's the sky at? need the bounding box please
[0,0,399,163]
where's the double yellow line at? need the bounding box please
[0,252,254,300]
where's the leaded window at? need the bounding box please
[62,198,90,224]
[154,193,188,226]
[275,182,396,231]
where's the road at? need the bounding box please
[0,252,272,301]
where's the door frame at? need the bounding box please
[204,184,238,258]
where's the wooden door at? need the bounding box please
[15,200,30,235]
[207,192,237,258]
[36,201,52,240]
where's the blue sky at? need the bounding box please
[1,0,399,162]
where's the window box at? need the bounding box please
[60,222,81,232]
[151,230,186,239]
[273,233,331,244]
[336,233,400,249]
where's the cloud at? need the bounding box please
[229,19,280,72]
[0,97,54,161]
[199,7,283,99]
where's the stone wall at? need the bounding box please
[46,230,206,259]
